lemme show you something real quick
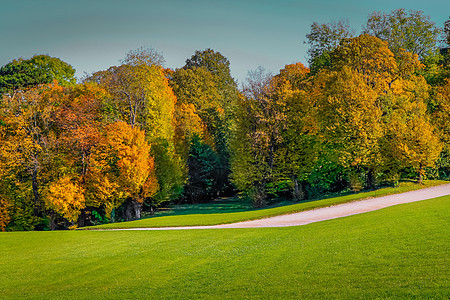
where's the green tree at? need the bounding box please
[230,67,284,206]
[305,20,354,73]
[184,48,237,94]
[0,55,75,99]
[171,49,239,198]
[363,9,442,60]
[445,17,450,46]
[170,66,223,129]
[431,79,450,177]
[184,134,220,203]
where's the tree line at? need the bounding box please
[0,9,449,230]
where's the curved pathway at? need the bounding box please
[119,183,450,230]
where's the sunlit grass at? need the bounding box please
[88,180,448,229]
[1,196,448,299]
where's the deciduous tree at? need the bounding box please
[316,66,382,190]
[91,47,181,204]
[45,176,85,227]
[305,20,354,73]
[86,121,158,221]
[271,63,318,199]
[230,67,284,206]
[0,82,63,220]
[431,79,450,175]
[445,17,450,46]
[382,97,442,184]
[0,55,75,99]
[53,82,108,176]
[0,197,11,231]
[330,34,423,94]
[363,9,442,60]
[171,49,239,199]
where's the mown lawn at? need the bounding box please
[88,180,448,229]
[1,195,449,299]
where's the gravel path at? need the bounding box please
[119,183,450,230]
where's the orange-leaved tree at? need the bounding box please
[53,82,108,176]
[91,48,182,204]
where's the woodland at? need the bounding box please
[0,9,449,231]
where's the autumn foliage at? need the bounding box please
[86,121,158,220]
[46,176,85,226]
[0,197,11,231]
[0,10,449,229]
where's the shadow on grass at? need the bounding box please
[141,180,424,219]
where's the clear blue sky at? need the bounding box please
[1,0,448,84]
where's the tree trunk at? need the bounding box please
[49,211,57,231]
[110,207,116,223]
[292,176,304,201]
[418,163,424,185]
[366,168,375,190]
[253,182,267,208]
[32,167,40,217]
[124,199,142,221]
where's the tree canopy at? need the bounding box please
[0,55,75,97]
[363,9,442,60]
[0,8,449,230]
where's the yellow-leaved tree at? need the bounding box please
[315,66,383,190]
[271,63,318,200]
[0,81,64,229]
[86,121,158,221]
[316,34,436,187]
[0,197,11,231]
[380,75,442,183]
[173,102,207,164]
[91,47,182,205]
[45,176,85,228]
[230,67,288,207]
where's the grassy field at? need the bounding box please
[88,180,449,229]
[1,195,449,299]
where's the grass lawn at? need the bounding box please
[1,195,449,299]
[88,180,449,229]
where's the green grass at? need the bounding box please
[0,195,449,299]
[88,180,449,229]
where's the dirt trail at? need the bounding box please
[119,183,450,230]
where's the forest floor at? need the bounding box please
[116,183,450,230]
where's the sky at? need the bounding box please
[1,0,448,84]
